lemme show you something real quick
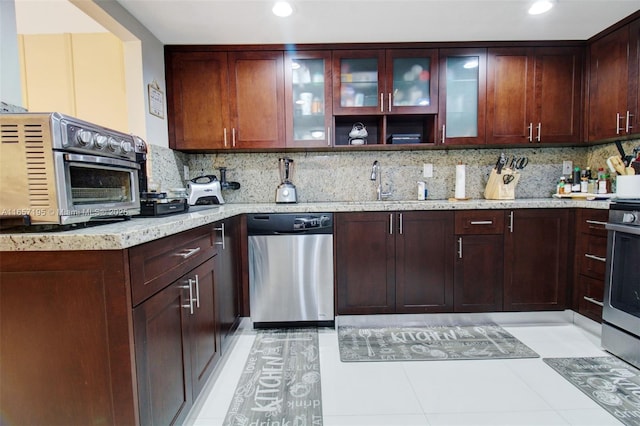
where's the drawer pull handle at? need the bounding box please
[583,296,604,307]
[175,247,201,259]
[585,220,606,226]
[585,253,606,263]
[470,220,493,225]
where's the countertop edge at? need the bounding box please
[0,199,610,251]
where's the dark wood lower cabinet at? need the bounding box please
[503,209,571,311]
[573,209,609,322]
[454,234,504,312]
[335,212,396,314]
[454,210,505,312]
[335,211,453,315]
[134,276,194,426]
[0,222,242,426]
[395,211,454,313]
[214,216,242,354]
[0,251,138,426]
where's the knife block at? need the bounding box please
[484,169,520,200]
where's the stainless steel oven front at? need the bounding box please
[602,201,640,369]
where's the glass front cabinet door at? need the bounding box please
[285,51,333,147]
[384,49,438,114]
[438,48,487,145]
[333,49,438,116]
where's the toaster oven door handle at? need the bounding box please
[64,153,140,169]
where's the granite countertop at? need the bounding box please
[0,198,610,252]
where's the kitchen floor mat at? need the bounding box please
[223,328,323,426]
[543,356,640,426]
[338,324,539,362]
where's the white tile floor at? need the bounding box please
[187,312,623,426]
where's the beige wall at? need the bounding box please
[18,32,128,132]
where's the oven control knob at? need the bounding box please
[94,134,108,149]
[121,140,133,154]
[622,212,637,224]
[76,129,93,146]
[108,137,120,152]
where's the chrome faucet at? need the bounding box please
[370,160,391,201]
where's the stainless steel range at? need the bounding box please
[602,199,640,369]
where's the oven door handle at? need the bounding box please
[606,223,640,236]
[64,153,140,169]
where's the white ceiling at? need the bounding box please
[14,0,640,45]
[115,0,639,45]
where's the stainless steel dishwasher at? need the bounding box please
[247,213,334,328]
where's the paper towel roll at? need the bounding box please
[455,164,466,199]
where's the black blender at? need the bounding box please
[275,157,297,203]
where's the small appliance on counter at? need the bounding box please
[187,167,241,205]
[135,137,189,217]
[275,157,297,203]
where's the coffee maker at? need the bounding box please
[275,157,297,203]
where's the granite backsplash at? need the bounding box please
[147,139,640,203]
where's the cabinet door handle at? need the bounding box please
[508,211,514,233]
[174,247,201,259]
[583,296,604,307]
[388,92,392,112]
[585,253,606,263]
[616,113,623,135]
[626,111,633,133]
[214,223,226,250]
[180,279,194,315]
[398,213,403,235]
[194,274,200,309]
[470,220,493,225]
[223,128,228,148]
[441,124,446,144]
[536,123,541,142]
[327,126,331,146]
[232,128,236,147]
[380,93,384,113]
[389,213,393,235]
[527,123,533,142]
[458,237,463,259]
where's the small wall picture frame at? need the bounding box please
[148,80,164,119]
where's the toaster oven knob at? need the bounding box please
[76,129,93,146]
[94,134,108,149]
[108,137,120,152]
[121,140,133,153]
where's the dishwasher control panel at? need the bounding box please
[247,213,333,234]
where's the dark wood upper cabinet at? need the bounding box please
[166,51,231,150]
[487,47,582,145]
[166,49,286,150]
[587,16,640,142]
[228,51,286,149]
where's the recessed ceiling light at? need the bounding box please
[528,0,555,15]
[272,1,293,17]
